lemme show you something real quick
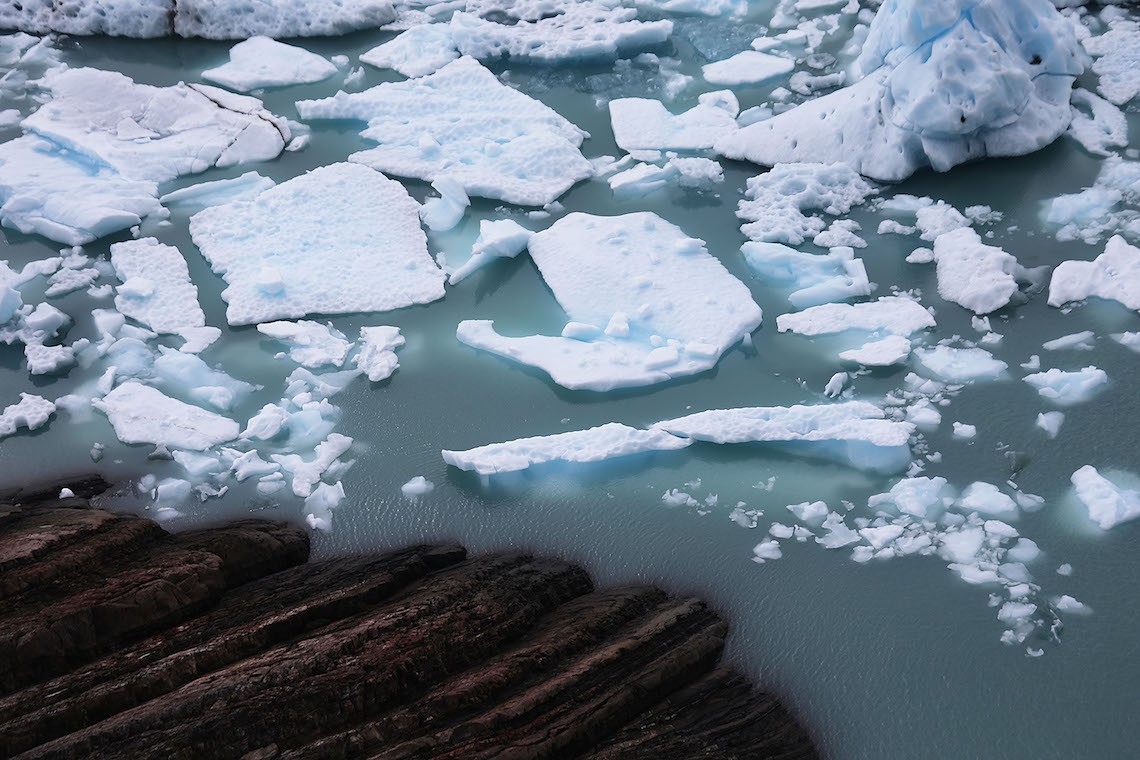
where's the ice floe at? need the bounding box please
[1067,88,1129,157]
[110,238,206,337]
[0,393,54,438]
[257,321,352,369]
[736,162,876,246]
[1024,366,1108,405]
[94,382,240,451]
[609,91,738,152]
[1048,235,1140,310]
[914,346,1008,383]
[839,335,912,367]
[715,0,1086,180]
[457,212,762,391]
[202,37,337,92]
[296,57,592,206]
[741,242,870,308]
[354,326,405,382]
[702,51,794,86]
[1082,14,1140,105]
[933,228,1021,314]
[448,219,534,285]
[1071,465,1140,529]
[776,296,935,337]
[190,162,445,325]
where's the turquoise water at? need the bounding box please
[2,6,1140,758]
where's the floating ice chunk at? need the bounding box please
[933,228,1020,314]
[94,382,239,451]
[608,158,724,195]
[702,51,794,86]
[816,512,861,548]
[1042,331,1095,352]
[635,0,745,16]
[45,266,99,298]
[1082,16,1140,105]
[227,450,280,482]
[741,242,870,308]
[159,172,275,210]
[906,247,934,264]
[241,403,289,440]
[0,0,397,38]
[1112,332,1140,353]
[1056,563,1072,576]
[786,500,828,523]
[354,326,404,382]
[914,346,1007,383]
[938,525,986,564]
[457,212,762,391]
[813,219,865,249]
[304,481,346,532]
[1006,538,1040,564]
[24,342,82,375]
[419,176,470,232]
[654,401,914,474]
[1068,88,1129,157]
[839,335,912,366]
[952,422,977,440]
[716,0,1085,181]
[609,92,738,152]
[905,399,941,429]
[202,37,337,92]
[0,393,54,438]
[297,58,592,207]
[190,163,445,325]
[449,3,672,65]
[662,489,698,507]
[449,219,533,285]
[957,482,1018,517]
[752,539,783,562]
[272,433,353,498]
[1053,595,1090,614]
[1048,235,1140,310]
[860,524,904,550]
[916,202,971,242]
[151,348,255,411]
[1072,465,1140,530]
[401,476,435,498]
[258,320,352,369]
[869,476,950,519]
[110,238,206,335]
[1023,366,1107,405]
[776,296,935,337]
[361,24,461,78]
[172,450,223,479]
[736,163,876,246]
[824,372,847,398]
[442,423,691,475]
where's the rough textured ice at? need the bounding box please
[94,382,239,451]
[297,58,592,206]
[258,321,352,368]
[1023,366,1108,405]
[914,346,1007,383]
[110,238,205,335]
[442,423,692,475]
[361,24,461,78]
[869,476,951,518]
[702,51,794,85]
[0,68,287,245]
[190,163,445,325]
[202,37,337,92]
[776,296,935,337]
[419,176,470,232]
[716,0,1086,181]
[0,1,397,39]
[272,433,353,498]
[1048,235,1140,310]
[449,219,533,285]
[456,212,762,391]
[934,228,1020,314]
[742,242,870,308]
[1071,465,1140,529]
[151,347,255,411]
[839,335,912,366]
[355,326,404,382]
[1067,88,1129,157]
[1037,410,1065,438]
[957,482,1018,517]
[401,476,435,497]
[608,158,724,195]
[1082,16,1140,105]
[736,163,876,246]
[609,92,738,152]
[653,401,914,474]
[0,393,54,438]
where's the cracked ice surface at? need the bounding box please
[457,212,762,391]
[296,57,593,207]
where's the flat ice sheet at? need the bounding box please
[111,238,206,335]
[296,57,593,207]
[776,296,935,337]
[94,382,239,451]
[189,163,445,325]
[202,37,337,92]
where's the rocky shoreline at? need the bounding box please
[0,476,817,759]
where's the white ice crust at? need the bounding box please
[914,346,1008,383]
[934,227,1020,314]
[715,0,1086,181]
[736,163,876,246]
[776,296,934,337]
[1023,366,1108,405]
[0,68,287,245]
[202,37,337,92]
[456,212,763,391]
[296,57,593,207]
[742,242,870,308]
[1048,235,1140,310]
[702,51,794,86]
[257,321,352,368]
[94,382,239,451]
[1071,465,1140,529]
[0,1,397,39]
[189,163,445,325]
[0,393,54,438]
[442,423,691,475]
[110,238,206,335]
[839,335,912,366]
[448,220,534,285]
[355,326,405,382]
[609,92,739,152]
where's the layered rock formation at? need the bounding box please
[0,477,816,759]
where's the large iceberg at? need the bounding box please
[715,0,1086,181]
[296,57,593,207]
[457,212,763,391]
[0,67,288,245]
[189,163,445,325]
[0,1,396,39]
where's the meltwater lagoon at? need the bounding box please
[1,1,1139,757]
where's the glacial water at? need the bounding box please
[2,5,1139,759]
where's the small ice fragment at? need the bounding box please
[401,476,434,498]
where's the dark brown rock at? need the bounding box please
[0,487,817,759]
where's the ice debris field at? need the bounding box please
[2,0,1140,713]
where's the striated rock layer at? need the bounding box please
[0,477,816,759]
